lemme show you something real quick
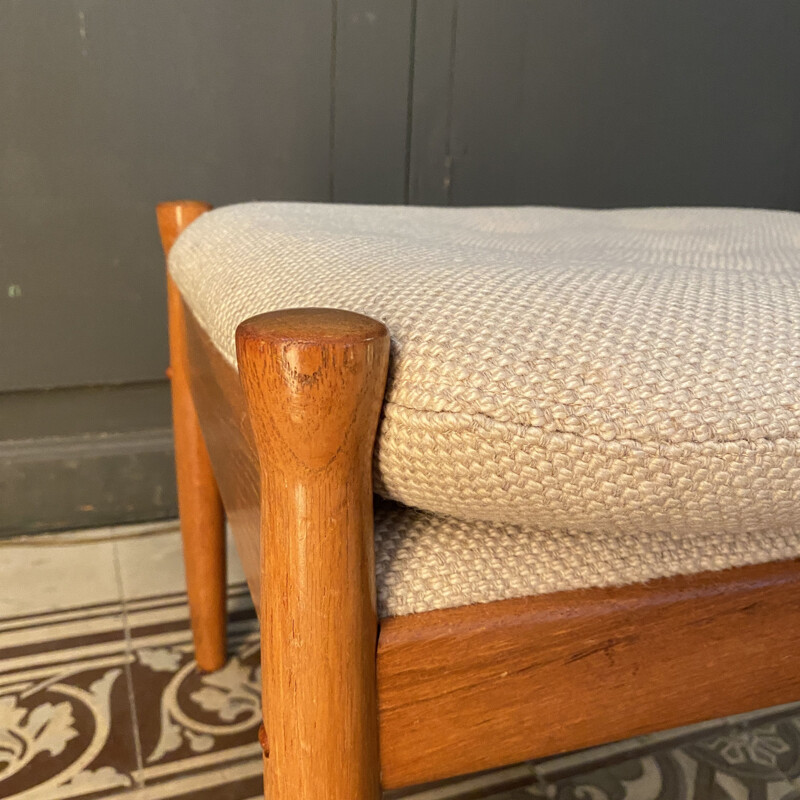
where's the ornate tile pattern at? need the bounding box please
[1,524,799,799]
[0,584,264,800]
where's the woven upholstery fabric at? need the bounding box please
[170,202,800,552]
[372,499,800,616]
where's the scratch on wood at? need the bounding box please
[566,634,639,664]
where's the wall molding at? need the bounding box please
[0,428,177,537]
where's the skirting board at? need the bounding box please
[0,428,177,536]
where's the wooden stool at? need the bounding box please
[158,200,800,799]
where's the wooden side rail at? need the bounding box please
[377,558,800,787]
[236,309,390,800]
[156,201,227,672]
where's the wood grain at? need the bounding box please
[377,559,800,787]
[236,309,390,800]
[156,201,227,673]
[182,299,800,790]
[184,303,261,604]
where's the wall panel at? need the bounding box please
[3,0,800,532]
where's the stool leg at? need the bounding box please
[157,201,226,673]
[237,308,389,800]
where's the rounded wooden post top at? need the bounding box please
[236,308,388,348]
[156,200,213,256]
[236,308,390,469]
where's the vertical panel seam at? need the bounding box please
[329,0,339,202]
[403,0,419,206]
[444,1,459,206]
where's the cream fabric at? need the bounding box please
[170,202,800,614]
[170,203,800,542]
[373,499,800,616]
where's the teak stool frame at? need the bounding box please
[158,200,800,799]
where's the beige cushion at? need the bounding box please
[373,499,800,617]
[171,202,800,615]
[170,203,800,542]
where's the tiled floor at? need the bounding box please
[2,524,800,799]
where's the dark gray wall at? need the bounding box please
[3,0,800,533]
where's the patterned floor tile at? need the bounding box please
[678,713,800,800]
[2,521,799,800]
[0,601,139,799]
[527,713,800,800]
[127,588,262,800]
[539,750,695,799]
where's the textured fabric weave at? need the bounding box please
[372,499,800,616]
[170,203,800,544]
